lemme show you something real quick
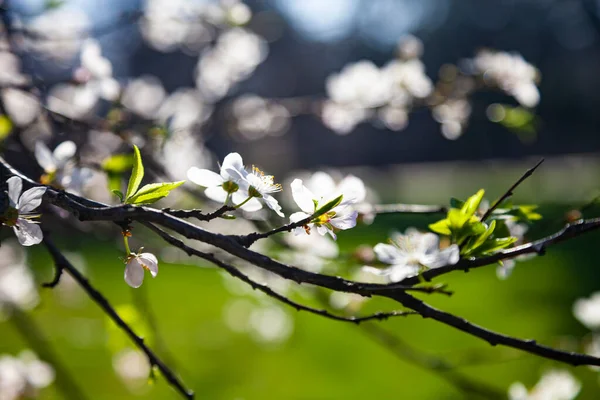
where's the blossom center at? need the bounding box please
[247,166,282,197]
[0,207,19,227]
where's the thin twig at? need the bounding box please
[143,222,419,324]
[481,158,544,221]
[389,291,600,367]
[42,237,194,399]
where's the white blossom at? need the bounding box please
[34,141,91,195]
[2,177,46,246]
[187,152,262,212]
[573,291,600,330]
[124,252,158,288]
[364,229,459,282]
[289,173,365,240]
[508,370,580,400]
[228,165,284,217]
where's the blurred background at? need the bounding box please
[1,0,600,398]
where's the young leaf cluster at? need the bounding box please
[112,145,184,205]
[428,189,539,257]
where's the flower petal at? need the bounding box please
[204,186,228,203]
[373,243,403,265]
[336,175,366,205]
[421,244,459,269]
[290,211,310,223]
[125,258,145,288]
[52,141,76,167]
[416,233,440,256]
[262,194,284,217]
[291,179,316,214]
[7,176,22,207]
[18,187,47,213]
[220,152,246,180]
[231,192,262,211]
[330,208,357,230]
[187,167,224,187]
[307,172,335,199]
[138,253,158,277]
[13,219,43,246]
[34,142,57,172]
[389,264,421,282]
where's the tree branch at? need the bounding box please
[143,222,419,324]
[481,158,544,221]
[389,291,600,366]
[42,237,194,399]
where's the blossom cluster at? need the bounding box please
[322,36,433,134]
[0,350,54,400]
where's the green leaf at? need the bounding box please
[461,189,485,219]
[102,154,134,173]
[475,236,518,255]
[126,181,185,205]
[450,198,464,209]
[461,220,487,237]
[112,190,124,203]
[464,220,496,255]
[313,194,343,219]
[125,145,144,201]
[429,219,452,235]
[447,209,470,229]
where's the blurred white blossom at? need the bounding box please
[112,349,151,390]
[0,350,54,400]
[432,98,471,140]
[34,141,92,195]
[230,95,290,140]
[470,50,540,108]
[122,76,166,118]
[508,370,580,400]
[1,89,40,127]
[0,240,39,319]
[573,292,600,330]
[196,28,267,100]
[24,8,90,62]
[323,56,432,134]
[75,39,120,102]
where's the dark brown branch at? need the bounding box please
[42,237,194,399]
[389,291,600,367]
[233,214,313,247]
[5,159,600,367]
[143,222,419,324]
[481,158,544,221]
[163,205,235,221]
